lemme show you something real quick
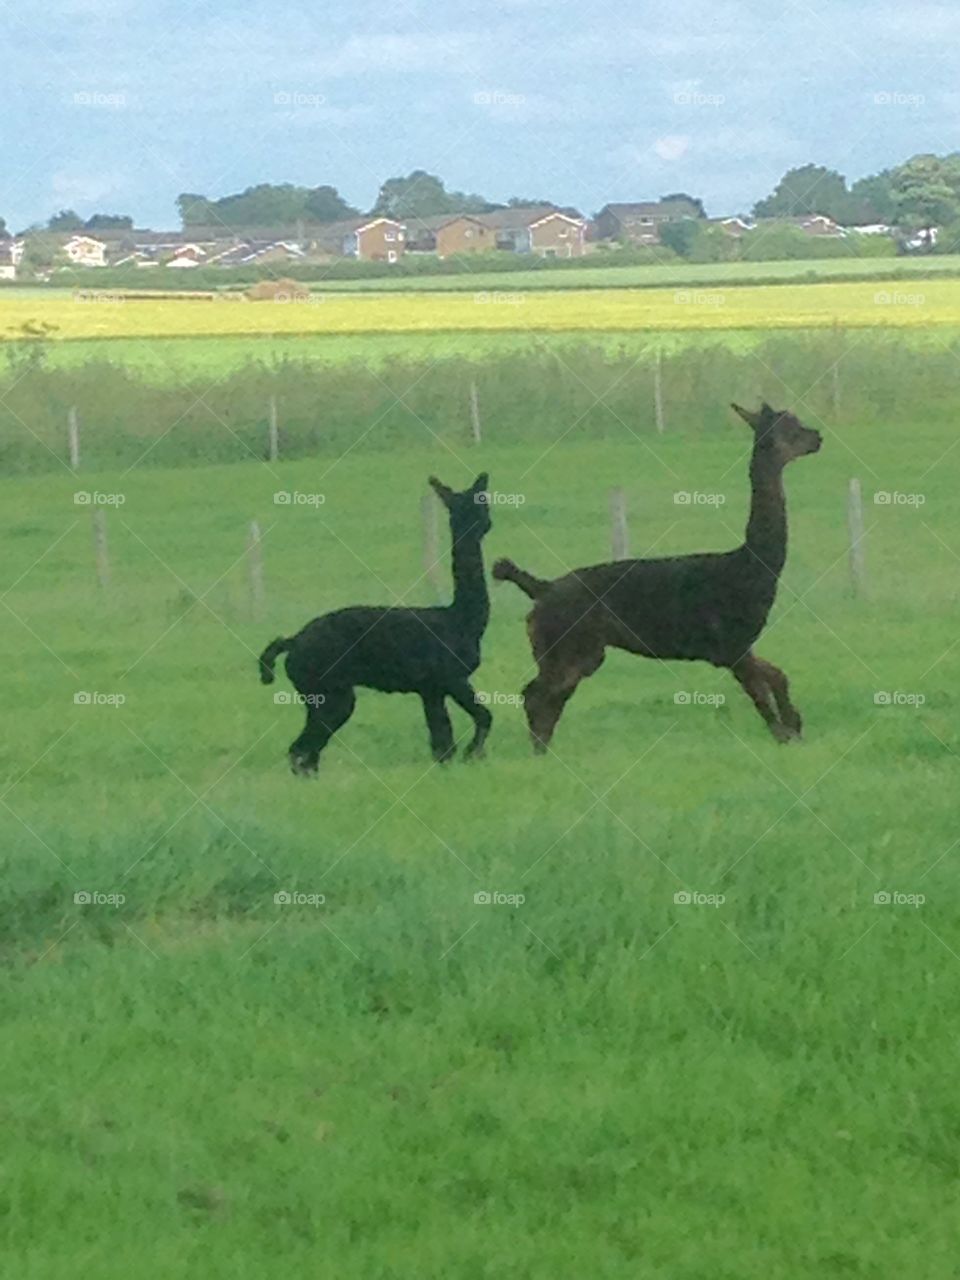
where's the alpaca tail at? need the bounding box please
[258,637,290,684]
[492,558,552,600]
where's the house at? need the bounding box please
[309,217,406,262]
[595,199,702,245]
[516,210,585,257]
[165,243,207,268]
[708,216,754,238]
[435,215,499,257]
[210,240,306,267]
[63,234,107,267]
[757,214,845,237]
[0,239,24,280]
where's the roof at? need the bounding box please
[600,200,698,218]
[309,216,405,251]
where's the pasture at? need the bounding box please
[3,376,960,1275]
[0,275,957,346]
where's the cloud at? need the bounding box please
[653,134,691,161]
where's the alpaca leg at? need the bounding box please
[447,681,493,760]
[421,693,456,763]
[288,689,356,775]
[731,656,793,743]
[752,656,802,737]
[521,640,604,755]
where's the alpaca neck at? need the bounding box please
[743,450,788,579]
[450,531,489,634]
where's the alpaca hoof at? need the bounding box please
[289,754,318,777]
[463,746,486,762]
[771,722,801,744]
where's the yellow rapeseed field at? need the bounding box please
[0,279,954,341]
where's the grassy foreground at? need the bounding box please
[3,418,959,1275]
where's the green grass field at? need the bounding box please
[4,403,960,1274]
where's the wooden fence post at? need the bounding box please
[421,492,444,601]
[653,350,665,434]
[469,380,482,445]
[68,407,80,470]
[91,509,109,588]
[847,477,866,597]
[247,520,265,619]
[268,396,279,463]
[609,487,629,560]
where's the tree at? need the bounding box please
[84,213,134,230]
[890,154,960,248]
[303,184,358,222]
[753,165,849,220]
[659,219,701,256]
[372,170,490,220]
[844,172,896,225]
[47,209,84,231]
[19,233,66,274]
[0,216,7,238]
[176,193,216,227]
[661,191,707,218]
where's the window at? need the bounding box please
[385,232,396,242]
[388,250,398,263]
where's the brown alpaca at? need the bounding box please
[494,403,822,752]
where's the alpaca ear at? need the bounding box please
[471,472,489,493]
[731,402,761,429]
[428,476,454,506]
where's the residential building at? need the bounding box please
[595,199,702,245]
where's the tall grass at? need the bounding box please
[4,329,960,475]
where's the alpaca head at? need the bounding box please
[429,473,492,540]
[731,402,822,467]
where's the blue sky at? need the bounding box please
[3,0,958,230]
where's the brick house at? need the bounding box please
[435,215,498,257]
[595,199,702,245]
[518,210,585,257]
[338,217,406,262]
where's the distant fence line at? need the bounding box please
[10,328,953,477]
[83,480,870,610]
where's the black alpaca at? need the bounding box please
[494,403,822,751]
[259,474,493,774]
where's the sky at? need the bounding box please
[2,0,958,231]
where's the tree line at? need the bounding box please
[5,153,960,248]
